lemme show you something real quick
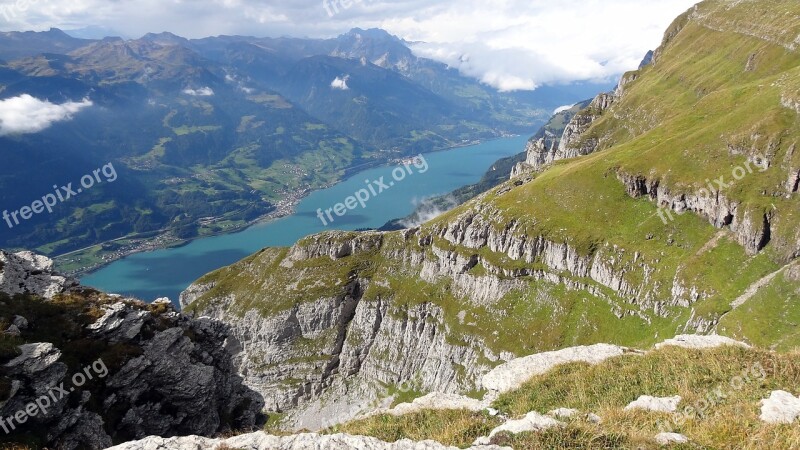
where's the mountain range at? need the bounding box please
[0,27,609,270]
[3,0,800,448]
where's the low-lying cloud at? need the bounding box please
[0,95,92,136]
[331,76,350,90]
[182,87,214,96]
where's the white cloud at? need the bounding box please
[0,95,92,136]
[1,0,700,90]
[331,75,350,90]
[554,104,575,114]
[396,0,700,90]
[182,87,215,96]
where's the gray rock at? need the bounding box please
[624,395,682,413]
[0,250,78,299]
[12,315,28,329]
[655,432,689,445]
[108,432,512,450]
[0,298,264,449]
[87,302,149,343]
[760,390,800,424]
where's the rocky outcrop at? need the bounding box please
[426,207,666,311]
[107,432,512,450]
[624,395,682,413]
[474,411,563,445]
[554,93,615,160]
[760,391,800,424]
[510,131,559,176]
[376,392,487,416]
[655,433,689,445]
[0,250,78,299]
[512,92,614,177]
[482,344,627,394]
[654,334,749,350]
[0,253,264,449]
[185,282,495,430]
[616,171,773,254]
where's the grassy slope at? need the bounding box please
[188,1,800,360]
[339,345,800,449]
[186,0,800,420]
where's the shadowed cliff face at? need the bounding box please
[0,250,265,449]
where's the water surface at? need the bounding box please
[82,135,530,305]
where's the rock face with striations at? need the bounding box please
[511,92,614,177]
[0,251,264,449]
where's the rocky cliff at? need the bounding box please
[0,251,264,449]
[181,0,800,434]
[509,99,593,177]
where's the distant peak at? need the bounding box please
[344,28,399,41]
[140,32,189,45]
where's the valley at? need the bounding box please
[3,0,800,449]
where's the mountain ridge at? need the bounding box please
[177,0,800,439]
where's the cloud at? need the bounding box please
[182,87,214,96]
[331,75,350,90]
[0,95,92,136]
[0,0,699,90]
[554,104,575,114]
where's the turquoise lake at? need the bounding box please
[82,134,530,305]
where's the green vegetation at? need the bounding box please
[184,2,800,446]
[339,345,800,449]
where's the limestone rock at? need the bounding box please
[586,413,602,424]
[624,395,682,413]
[655,335,750,350]
[0,250,78,299]
[107,432,512,450]
[382,392,487,416]
[0,297,264,449]
[474,411,563,445]
[760,390,800,424]
[548,408,579,419]
[482,344,626,393]
[511,92,614,177]
[655,432,689,445]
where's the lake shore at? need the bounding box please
[57,135,518,277]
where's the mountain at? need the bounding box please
[0,28,96,60]
[4,1,800,448]
[0,251,263,447]
[381,99,594,230]
[0,28,605,270]
[174,0,800,446]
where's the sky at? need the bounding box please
[0,0,700,91]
